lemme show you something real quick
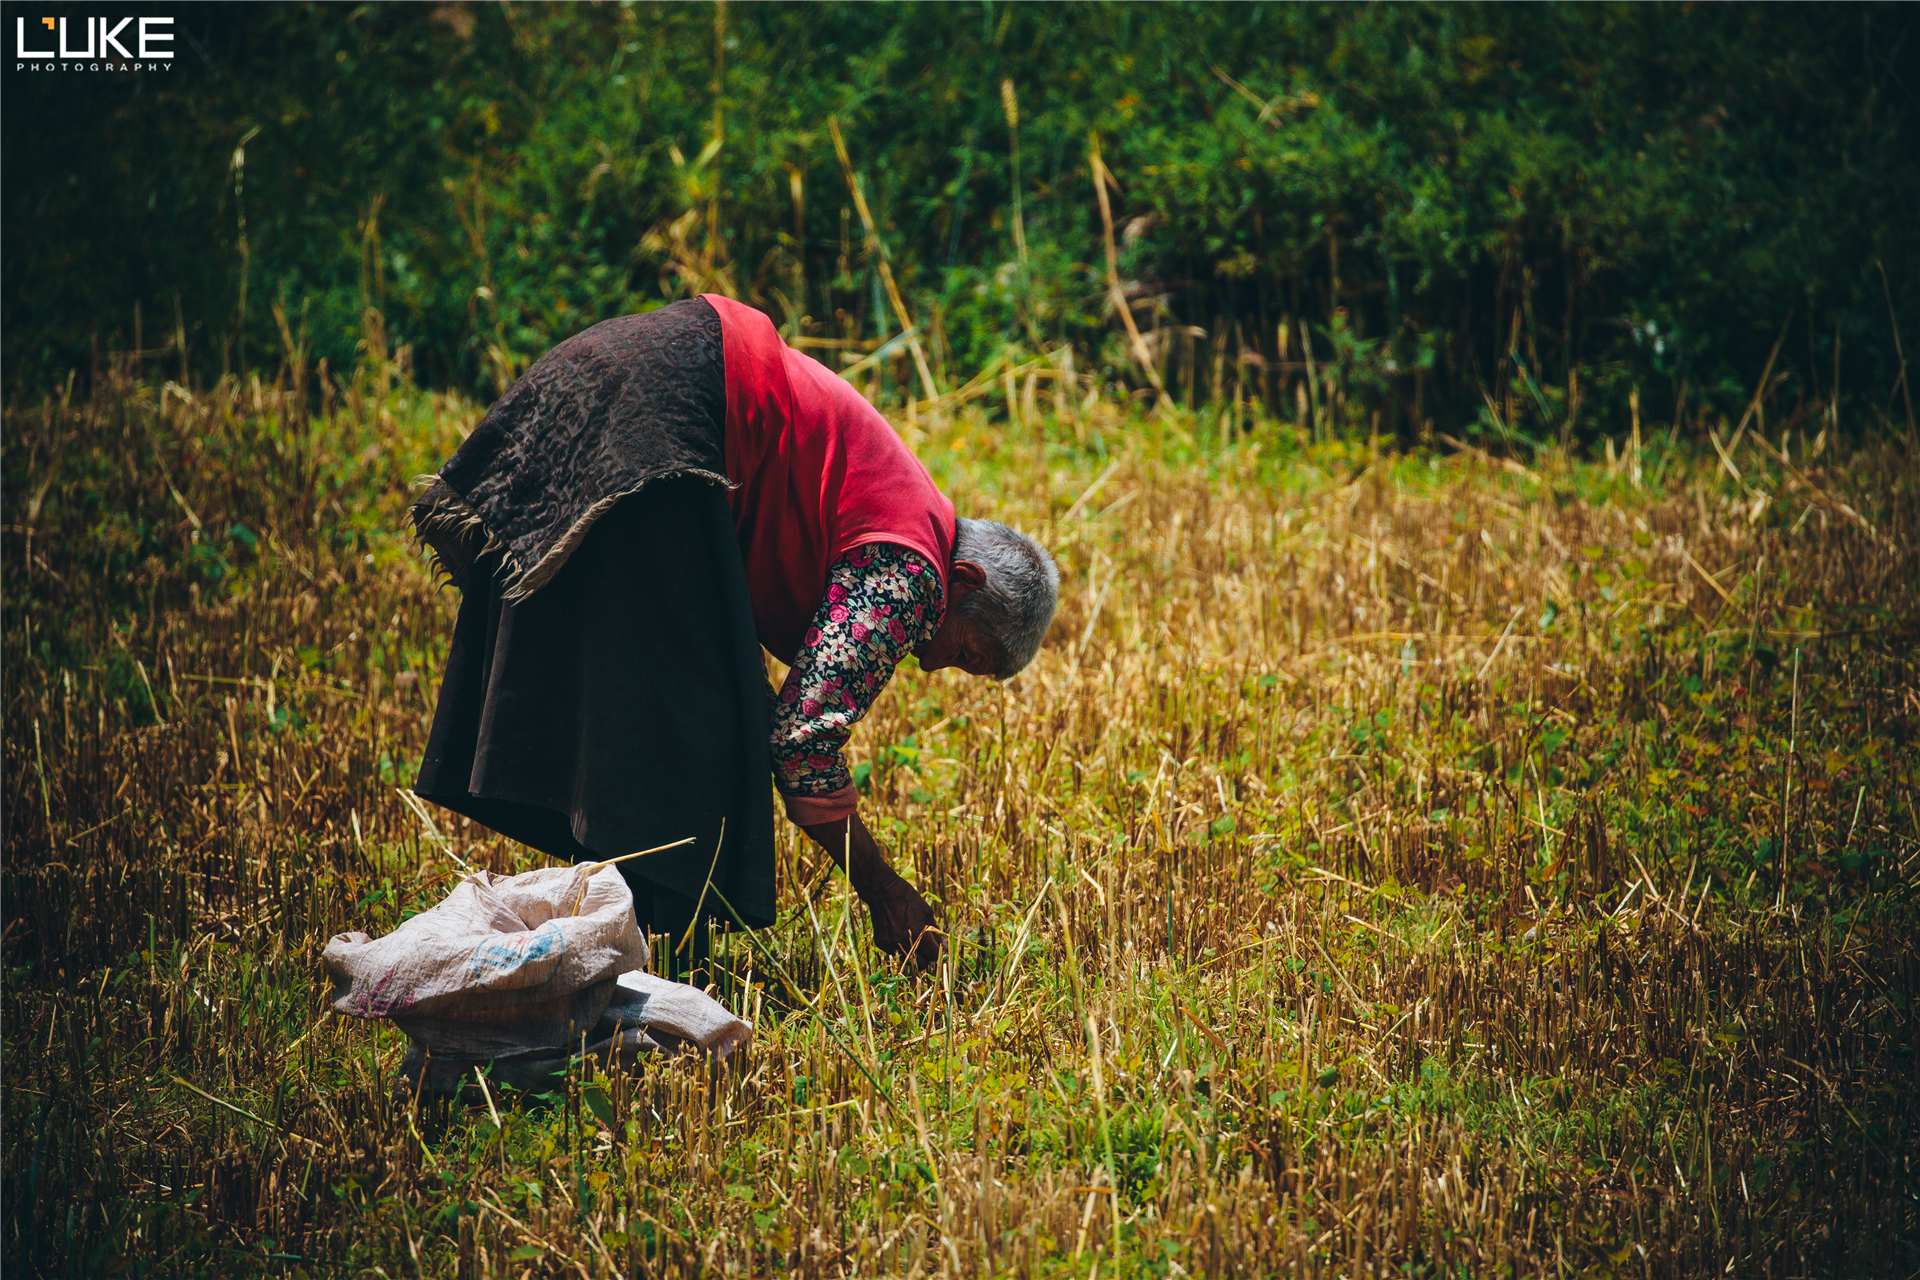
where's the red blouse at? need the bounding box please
[703,295,956,666]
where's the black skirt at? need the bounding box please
[414,475,778,939]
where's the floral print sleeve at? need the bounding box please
[771,543,944,804]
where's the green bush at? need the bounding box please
[4,2,1913,441]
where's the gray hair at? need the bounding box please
[951,518,1059,679]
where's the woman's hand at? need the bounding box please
[798,813,941,968]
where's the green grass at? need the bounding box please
[3,357,1916,1278]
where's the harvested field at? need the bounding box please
[4,362,1917,1277]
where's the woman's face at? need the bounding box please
[912,559,1000,676]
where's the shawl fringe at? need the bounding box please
[410,470,732,600]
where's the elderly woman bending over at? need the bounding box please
[410,295,1057,969]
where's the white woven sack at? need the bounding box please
[611,969,753,1059]
[322,864,648,1060]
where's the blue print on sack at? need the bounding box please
[469,920,566,989]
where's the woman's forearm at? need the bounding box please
[798,813,894,896]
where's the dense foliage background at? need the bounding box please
[5,1,1916,441]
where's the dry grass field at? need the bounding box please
[3,356,1916,1277]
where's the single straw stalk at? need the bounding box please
[827,117,939,407]
[1088,133,1172,416]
